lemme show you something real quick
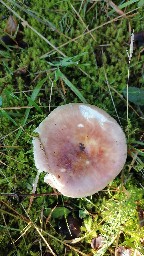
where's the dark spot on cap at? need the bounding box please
[79,143,85,152]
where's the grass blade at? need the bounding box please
[0,109,17,126]
[55,69,87,103]
[13,77,48,144]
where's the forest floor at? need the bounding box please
[0,1,144,256]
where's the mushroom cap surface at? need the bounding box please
[33,103,127,198]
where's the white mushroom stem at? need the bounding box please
[31,171,41,194]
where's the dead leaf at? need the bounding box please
[91,236,104,250]
[5,16,18,35]
[115,246,132,256]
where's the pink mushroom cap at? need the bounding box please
[33,103,127,198]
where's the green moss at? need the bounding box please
[0,1,144,255]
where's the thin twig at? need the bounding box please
[2,213,17,249]
[126,30,134,121]
[70,3,96,41]
[49,76,54,112]
[104,0,127,17]
[34,225,57,256]
[103,65,122,126]
[0,106,33,110]
[0,192,60,197]
[40,7,139,59]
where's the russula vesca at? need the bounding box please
[32,103,127,198]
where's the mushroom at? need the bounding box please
[32,103,127,198]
